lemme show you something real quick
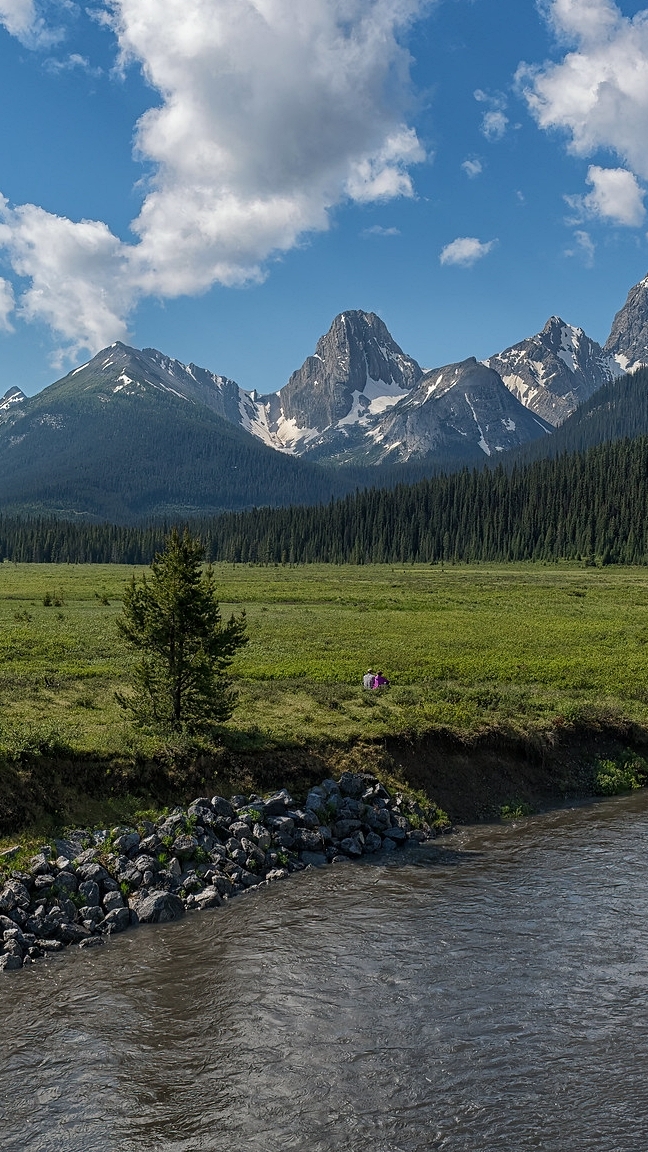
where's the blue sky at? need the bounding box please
[1,0,648,396]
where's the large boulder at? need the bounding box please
[134,891,185,923]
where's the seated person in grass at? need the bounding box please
[372,671,390,689]
[363,668,375,689]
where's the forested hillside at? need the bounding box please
[1,435,647,565]
[511,367,648,464]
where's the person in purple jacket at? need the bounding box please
[372,671,390,689]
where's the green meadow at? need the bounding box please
[0,560,648,754]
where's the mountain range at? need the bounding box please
[2,270,648,520]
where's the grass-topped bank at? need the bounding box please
[3,559,648,835]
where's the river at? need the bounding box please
[2,791,648,1151]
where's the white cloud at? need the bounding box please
[461,157,483,178]
[481,110,509,140]
[0,277,15,332]
[568,165,646,226]
[0,0,62,46]
[0,0,428,357]
[439,236,496,267]
[0,197,135,357]
[564,228,595,266]
[361,224,401,236]
[474,88,509,141]
[564,165,646,227]
[518,1,648,182]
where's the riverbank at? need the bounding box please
[1,712,646,841]
[0,770,440,972]
[2,719,646,972]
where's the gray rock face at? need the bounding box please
[605,273,648,373]
[488,316,621,427]
[255,311,423,454]
[365,358,552,463]
[134,891,185,924]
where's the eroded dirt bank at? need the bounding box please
[2,716,647,837]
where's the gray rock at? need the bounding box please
[340,837,364,859]
[139,835,161,855]
[381,837,397,852]
[79,905,103,923]
[363,832,383,853]
[3,938,25,959]
[79,936,103,949]
[113,831,141,855]
[252,823,271,851]
[263,790,292,817]
[59,923,91,944]
[293,828,324,852]
[53,871,78,896]
[78,880,100,906]
[35,938,64,952]
[73,848,99,866]
[0,953,22,970]
[102,891,125,913]
[134,890,185,923]
[240,870,261,888]
[99,907,130,934]
[33,874,56,894]
[385,825,408,844]
[229,820,251,840]
[305,788,327,814]
[76,862,109,885]
[338,772,371,799]
[300,851,328,868]
[192,886,222,910]
[55,856,72,871]
[210,796,236,819]
[0,881,31,911]
[28,853,51,875]
[172,835,199,860]
[168,857,182,878]
[333,819,362,841]
[265,868,289,882]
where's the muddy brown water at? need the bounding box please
[3,792,648,1151]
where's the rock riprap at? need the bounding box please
[0,772,438,973]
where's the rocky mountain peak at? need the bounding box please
[486,316,618,426]
[605,273,648,371]
[259,310,423,449]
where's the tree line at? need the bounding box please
[0,434,647,566]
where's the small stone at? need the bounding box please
[79,936,103,949]
[340,837,364,859]
[134,890,185,923]
[34,939,63,952]
[168,857,182,878]
[192,886,222,910]
[78,880,100,906]
[98,907,130,934]
[381,837,397,852]
[102,891,125,913]
[300,851,328,868]
[363,832,383,853]
[265,868,289,882]
[53,871,78,896]
[172,835,198,860]
[252,823,271,851]
[0,953,22,971]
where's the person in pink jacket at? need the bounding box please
[372,671,390,689]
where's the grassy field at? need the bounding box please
[0,560,647,755]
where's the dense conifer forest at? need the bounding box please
[0,434,647,566]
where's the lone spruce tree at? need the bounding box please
[116,529,247,733]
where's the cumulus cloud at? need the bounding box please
[461,157,482,178]
[564,228,595,266]
[565,165,646,226]
[0,197,135,357]
[0,277,15,332]
[0,0,61,46]
[474,88,509,140]
[439,236,496,267]
[361,224,401,236]
[518,0,648,182]
[0,0,429,357]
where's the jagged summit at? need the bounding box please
[605,273,648,372]
[486,315,619,426]
[254,310,423,453]
[361,357,550,464]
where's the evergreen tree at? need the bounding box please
[115,529,247,733]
